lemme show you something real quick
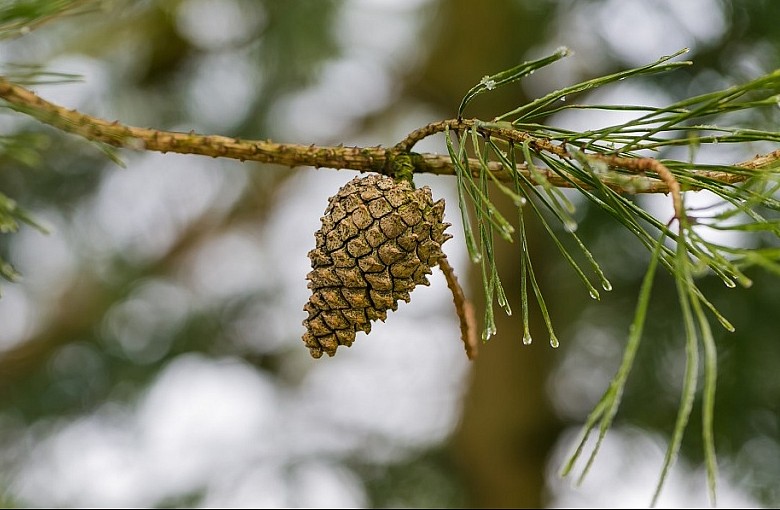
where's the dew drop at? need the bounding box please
[719,318,736,333]
[560,95,567,102]
[549,335,560,348]
[601,279,613,292]
[482,325,497,341]
[480,76,497,90]
[563,219,578,233]
[588,288,600,300]
[513,196,527,207]
[723,277,736,289]
[589,159,609,175]
[522,333,533,345]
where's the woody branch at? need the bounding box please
[0,76,777,201]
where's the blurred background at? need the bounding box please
[0,0,779,507]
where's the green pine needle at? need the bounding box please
[448,47,779,505]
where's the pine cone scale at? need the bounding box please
[302,174,450,358]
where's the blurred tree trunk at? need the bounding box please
[411,1,564,506]
[452,214,562,507]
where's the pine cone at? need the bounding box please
[302,174,451,358]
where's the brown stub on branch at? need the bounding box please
[302,174,453,358]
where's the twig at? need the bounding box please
[597,155,686,221]
[438,254,478,360]
[0,76,776,196]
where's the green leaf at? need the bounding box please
[445,126,481,263]
[0,192,48,234]
[561,231,665,484]
[498,48,691,122]
[0,256,21,283]
[652,231,700,507]
[457,47,571,119]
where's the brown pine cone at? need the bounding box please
[302,174,451,358]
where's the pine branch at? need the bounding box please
[1,76,775,195]
[1,40,779,507]
[0,0,99,40]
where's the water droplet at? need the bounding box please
[723,277,736,288]
[522,333,533,345]
[560,95,567,102]
[513,196,527,207]
[563,219,578,233]
[549,335,560,348]
[588,288,600,300]
[601,279,613,292]
[482,325,497,341]
[719,318,735,333]
[589,159,609,174]
[555,46,570,57]
[480,76,497,90]
[497,295,511,316]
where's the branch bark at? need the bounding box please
[0,76,777,195]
